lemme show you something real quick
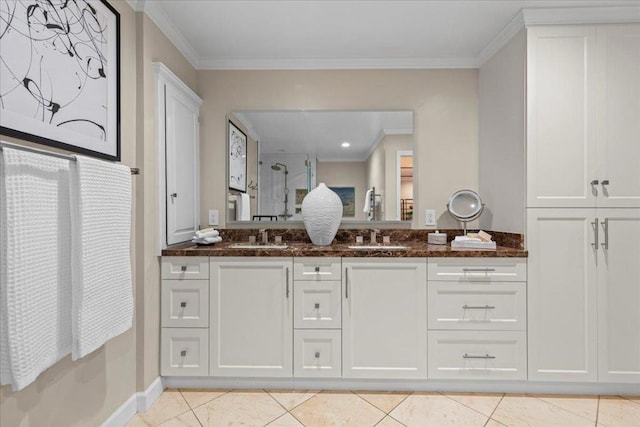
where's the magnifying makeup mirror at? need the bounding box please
[446,189,484,235]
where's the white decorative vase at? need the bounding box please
[301,183,343,246]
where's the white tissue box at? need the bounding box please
[428,232,447,245]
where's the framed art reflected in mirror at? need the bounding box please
[228,120,247,192]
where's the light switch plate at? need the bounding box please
[425,209,436,226]
[208,210,219,226]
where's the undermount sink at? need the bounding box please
[347,245,409,250]
[229,244,289,249]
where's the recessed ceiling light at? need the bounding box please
[341,142,350,148]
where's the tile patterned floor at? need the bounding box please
[126,389,640,427]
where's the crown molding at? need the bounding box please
[523,6,640,26]
[124,0,145,12]
[139,1,200,69]
[196,56,479,71]
[478,11,525,67]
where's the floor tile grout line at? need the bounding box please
[179,388,233,412]
[190,408,204,427]
[618,395,640,406]
[266,388,320,413]
[263,388,294,417]
[386,392,411,415]
[350,390,397,417]
[595,395,600,426]
[484,393,505,427]
[439,391,503,421]
[532,393,600,424]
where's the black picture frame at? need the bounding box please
[0,0,121,161]
[228,120,247,192]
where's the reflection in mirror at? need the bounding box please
[227,110,414,224]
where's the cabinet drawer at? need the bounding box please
[294,329,342,378]
[161,280,209,328]
[428,282,526,331]
[428,258,526,282]
[162,257,209,280]
[161,328,209,376]
[428,331,526,380]
[294,257,341,281]
[294,281,341,329]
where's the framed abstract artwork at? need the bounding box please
[329,186,356,217]
[0,0,121,160]
[228,120,247,192]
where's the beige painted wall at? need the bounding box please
[317,161,368,221]
[136,12,198,390]
[479,30,526,233]
[0,1,138,425]
[197,69,479,229]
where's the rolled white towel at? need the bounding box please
[192,236,222,244]
[195,230,219,239]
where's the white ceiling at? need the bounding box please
[131,0,640,69]
[235,110,413,161]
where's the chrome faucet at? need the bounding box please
[259,229,268,244]
[370,229,380,244]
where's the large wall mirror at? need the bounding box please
[227,110,414,225]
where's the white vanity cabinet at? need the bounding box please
[342,258,427,379]
[209,257,293,377]
[427,258,527,380]
[160,257,210,376]
[293,257,342,378]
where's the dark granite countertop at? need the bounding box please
[162,229,527,258]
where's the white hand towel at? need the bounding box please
[192,236,222,244]
[236,193,251,221]
[70,156,133,360]
[195,230,219,239]
[363,189,373,213]
[0,148,72,391]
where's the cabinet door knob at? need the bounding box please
[601,179,610,185]
[180,350,187,357]
[170,193,178,198]
[181,265,187,272]
[180,302,187,308]
[314,266,320,272]
[590,180,599,185]
[314,352,320,358]
[314,303,320,309]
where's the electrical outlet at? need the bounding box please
[425,209,436,226]
[208,209,219,226]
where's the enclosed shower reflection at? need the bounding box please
[271,162,292,220]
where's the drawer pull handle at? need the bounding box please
[286,267,290,299]
[180,302,187,308]
[463,353,495,360]
[314,352,320,358]
[462,268,496,272]
[462,305,495,310]
[180,350,187,357]
[314,303,320,309]
[180,265,187,272]
[302,271,332,275]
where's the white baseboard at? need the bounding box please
[163,376,640,396]
[101,377,164,427]
[137,377,164,412]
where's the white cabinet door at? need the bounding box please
[342,258,427,379]
[597,209,640,383]
[596,25,640,208]
[165,81,201,245]
[527,26,597,208]
[210,257,293,377]
[527,209,598,382]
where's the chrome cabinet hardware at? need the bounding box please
[463,353,495,360]
[601,218,609,250]
[462,305,496,310]
[181,265,187,272]
[314,351,320,358]
[590,180,599,185]
[286,267,290,298]
[180,350,187,357]
[315,266,320,272]
[345,268,349,299]
[314,303,320,309]
[601,179,610,185]
[592,218,599,248]
[303,271,331,275]
[170,192,178,199]
[180,302,187,308]
[462,268,496,272]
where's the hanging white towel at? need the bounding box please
[0,148,72,391]
[236,193,251,221]
[70,156,133,360]
[363,189,373,213]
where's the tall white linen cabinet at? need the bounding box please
[525,24,640,384]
